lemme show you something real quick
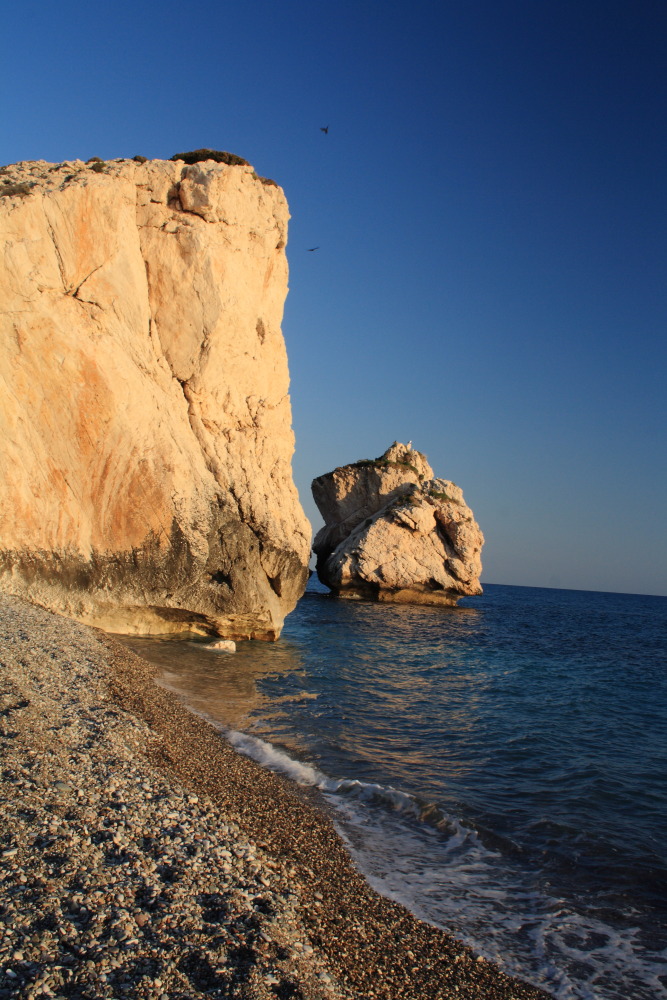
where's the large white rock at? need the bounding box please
[0,155,311,638]
[312,443,483,605]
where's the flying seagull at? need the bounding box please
[307,247,320,252]
[320,126,329,134]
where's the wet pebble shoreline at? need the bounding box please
[0,594,551,1000]
[0,595,347,1000]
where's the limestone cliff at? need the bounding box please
[312,443,483,605]
[0,155,311,638]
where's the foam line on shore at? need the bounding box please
[225,727,477,841]
[0,594,553,1000]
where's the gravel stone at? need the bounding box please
[0,594,551,1000]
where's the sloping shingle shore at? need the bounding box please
[0,594,552,1000]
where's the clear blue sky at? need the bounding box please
[3,0,666,595]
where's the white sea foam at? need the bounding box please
[155,669,667,1000]
[225,729,464,825]
[327,793,667,1000]
[226,729,331,788]
[222,726,667,1000]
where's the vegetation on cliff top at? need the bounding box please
[170,149,250,167]
[0,179,34,199]
[349,448,423,479]
[170,149,277,187]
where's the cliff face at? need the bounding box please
[312,443,483,605]
[0,157,311,638]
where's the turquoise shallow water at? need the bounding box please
[122,581,667,1000]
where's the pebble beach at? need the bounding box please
[0,594,551,1000]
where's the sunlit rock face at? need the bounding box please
[0,156,310,638]
[312,442,483,605]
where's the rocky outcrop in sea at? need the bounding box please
[0,154,310,639]
[312,442,484,605]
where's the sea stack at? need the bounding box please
[0,154,311,638]
[312,442,483,605]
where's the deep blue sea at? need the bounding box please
[122,581,667,1000]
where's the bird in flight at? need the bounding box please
[307,247,320,252]
[320,126,329,134]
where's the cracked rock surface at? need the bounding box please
[0,157,310,639]
[312,443,484,605]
